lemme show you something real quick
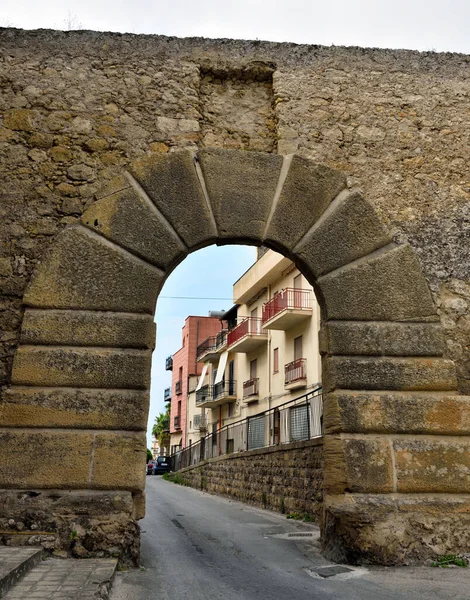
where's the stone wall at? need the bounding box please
[1,30,470,392]
[177,439,324,517]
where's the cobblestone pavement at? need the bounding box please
[3,557,117,599]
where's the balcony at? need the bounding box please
[196,330,228,363]
[243,377,259,403]
[175,380,182,395]
[193,414,207,431]
[166,356,173,370]
[164,387,171,402]
[174,415,181,430]
[285,358,307,390]
[262,288,312,330]
[227,318,268,353]
[196,381,237,408]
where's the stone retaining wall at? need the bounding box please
[178,439,324,517]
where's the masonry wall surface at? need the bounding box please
[177,439,324,517]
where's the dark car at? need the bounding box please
[152,456,171,475]
[146,460,157,475]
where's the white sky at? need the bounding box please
[2,0,470,54]
[3,0,469,448]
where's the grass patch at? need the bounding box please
[431,555,468,568]
[162,472,189,486]
[286,511,316,523]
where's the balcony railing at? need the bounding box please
[243,377,259,398]
[196,336,217,361]
[193,414,207,430]
[166,356,173,370]
[285,358,307,385]
[213,380,236,401]
[196,384,212,406]
[164,387,171,402]
[262,288,311,323]
[174,415,181,430]
[175,380,182,395]
[227,318,263,346]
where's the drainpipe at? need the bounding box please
[218,405,222,455]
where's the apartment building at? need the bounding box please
[191,248,321,449]
[166,315,226,455]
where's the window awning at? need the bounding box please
[195,363,209,391]
[214,351,229,385]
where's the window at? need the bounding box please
[273,348,279,373]
[293,273,302,289]
[226,439,234,454]
[294,335,303,361]
[250,359,257,379]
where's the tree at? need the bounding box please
[146,448,153,462]
[152,406,170,447]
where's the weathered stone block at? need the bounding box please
[20,309,156,349]
[319,321,445,357]
[2,387,149,430]
[264,155,346,252]
[296,190,392,278]
[81,186,186,270]
[318,244,436,321]
[394,437,470,493]
[0,430,94,488]
[198,148,283,243]
[323,493,470,565]
[12,346,151,389]
[323,435,394,494]
[324,391,470,435]
[91,432,146,491]
[323,356,457,392]
[128,151,216,250]
[23,226,163,313]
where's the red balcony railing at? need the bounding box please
[243,377,259,398]
[285,358,307,385]
[262,288,311,323]
[227,318,263,346]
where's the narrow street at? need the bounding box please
[111,477,469,600]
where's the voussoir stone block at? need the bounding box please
[318,244,436,321]
[324,435,394,494]
[264,155,346,252]
[319,321,445,357]
[81,186,186,270]
[128,151,216,250]
[394,437,470,493]
[91,432,146,492]
[324,391,470,435]
[2,387,149,430]
[198,148,283,243]
[0,430,94,489]
[20,309,156,349]
[323,356,458,393]
[12,346,151,389]
[23,226,163,313]
[295,190,392,278]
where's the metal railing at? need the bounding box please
[164,387,171,402]
[196,384,212,406]
[214,380,236,400]
[196,330,228,362]
[166,356,173,370]
[227,318,264,346]
[193,414,207,430]
[171,386,323,471]
[262,288,311,323]
[243,377,259,398]
[285,358,307,385]
[174,415,181,430]
[175,380,183,395]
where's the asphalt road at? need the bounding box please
[111,476,470,600]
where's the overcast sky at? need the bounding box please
[3,0,470,53]
[3,0,469,449]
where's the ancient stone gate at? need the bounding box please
[2,28,470,565]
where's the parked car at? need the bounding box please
[147,460,157,475]
[152,456,171,475]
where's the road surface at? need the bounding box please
[111,476,470,600]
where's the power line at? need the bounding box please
[159,296,232,300]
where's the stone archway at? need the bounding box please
[3,148,469,565]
